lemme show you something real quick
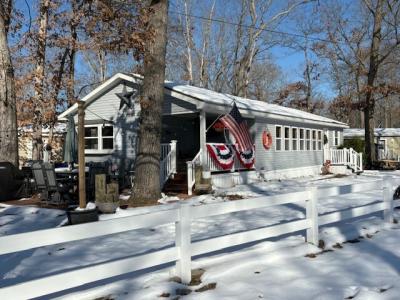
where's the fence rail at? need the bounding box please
[0,176,398,299]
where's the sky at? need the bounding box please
[12,0,340,100]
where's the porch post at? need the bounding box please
[199,110,207,168]
[77,101,86,209]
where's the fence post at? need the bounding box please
[383,176,394,223]
[187,162,193,196]
[306,187,319,246]
[175,202,192,284]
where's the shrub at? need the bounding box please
[338,138,365,153]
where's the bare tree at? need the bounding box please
[130,0,169,206]
[32,0,50,161]
[0,0,18,166]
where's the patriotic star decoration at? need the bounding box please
[116,90,136,110]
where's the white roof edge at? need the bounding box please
[58,73,139,120]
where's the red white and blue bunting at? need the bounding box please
[206,144,235,170]
[236,146,255,169]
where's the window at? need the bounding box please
[312,130,317,150]
[318,130,323,150]
[284,127,290,151]
[84,127,99,150]
[306,129,311,150]
[292,127,298,150]
[275,126,282,151]
[84,125,114,152]
[102,126,114,149]
[299,128,305,150]
[334,131,341,146]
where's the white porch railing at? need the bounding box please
[187,149,202,195]
[160,141,177,187]
[0,177,398,299]
[326,147,363,172]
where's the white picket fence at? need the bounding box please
[0,177,399,299]
[326,147,363,172]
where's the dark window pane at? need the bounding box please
[85,127,98,137]
[102,126,113,137]
[276,140,281,151]
[85,139,98,149]
[103,138,114,149]
[276,127,281,138]
[306,130,310,139]
[300,129,304,139]
[285,127,290,138]
[292,128,297,138]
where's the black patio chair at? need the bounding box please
[32,162,73,205]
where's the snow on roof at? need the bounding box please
[165,81,347,127]
[344,128,400,137]
[19,123,67,134]
[58,73,347,127]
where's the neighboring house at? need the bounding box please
[58,73,357,193]
[18,124,66,166]
[344,128,400,161]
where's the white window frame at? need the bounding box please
[84,124,114,154]
[334,130,340,146]
[275,125,283,151]
[292,127,299,151]
[299,128,305,151]
[306,129,311,151]
[317,130,323,151]
[312,130,317,151]
[284,126,291,151]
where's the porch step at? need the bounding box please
[163,171,188,194]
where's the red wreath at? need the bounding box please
[235,146,255,169]
[262,130,273,150]
[206,144,235,170]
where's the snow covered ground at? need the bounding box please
[1,171,400,299]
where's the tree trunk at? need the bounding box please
[364,0,383,168]
[32,0,50,161]
[67,27,77,106]
[0,4,18,166]
[129,0,169,206]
